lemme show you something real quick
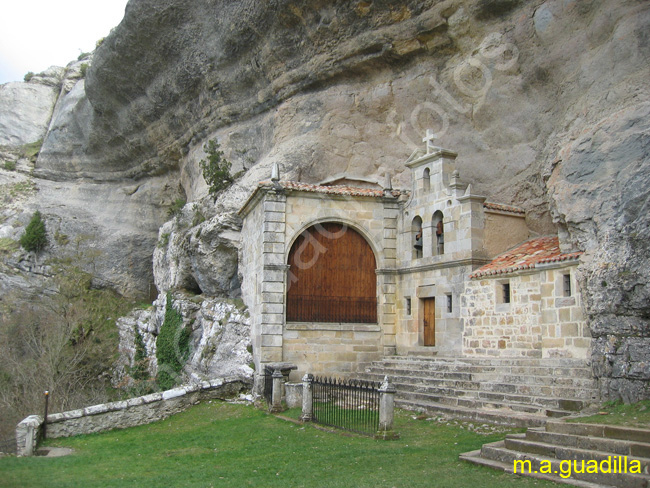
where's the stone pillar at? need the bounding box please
[380,199,400,357]
[16,415,43,457]
[300,373,314,422]
[376,376,399,440]
[270,369,285,413]
[259,191,288,367]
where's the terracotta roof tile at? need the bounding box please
[259,180,402,198]
[483,202,525,214]
[470,236,582,279]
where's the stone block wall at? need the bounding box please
[462,273,543,357]
[240,185,402,389]
[461,264,590,359]
[283,325,383,381]
[16,377,250,455]
[395,264,471,355]
[539,267,591,359]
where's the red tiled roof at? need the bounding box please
[470,236,582,278]
[483,202,525,215]
[259,180,402,198]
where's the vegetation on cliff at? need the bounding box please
[155,293,191,391]
[19,210,47,253]
[199,139,236,200]
[0,265,136,443]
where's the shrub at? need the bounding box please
[199,139,234,200]
[155,293,191,390]
[157,232,170,248]
[191,203,206,227]
[24,72,34,82]
[3,160,16,171]
[20,210,47,253]
[130,328,150,381]
[80,63,89,78]
[167,197,186,218]
[0,238,19,255]
[21,140,42,160]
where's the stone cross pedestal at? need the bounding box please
[300,373,314,422]
[376,376,399,440]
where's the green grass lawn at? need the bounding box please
[0,402,561,488]
[567,399,650,428]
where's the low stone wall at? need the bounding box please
[16,376,251,456]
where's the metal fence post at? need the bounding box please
[300,373,313,422]
[376,376,399,440]
[270,369,285,413]
[43,391,49,440]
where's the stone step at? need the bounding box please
[477,440,650,488]
[396,398,548,428]
[364,366,598,390]
[364,367,476,382]
[459,448,605,488]
[504,436,650,474]
[365,372,597,402]
[363,373,594,414]
[397,389,579,418]
[545,421,650,444]
[382,355,594,369]
[525,428,650,458]
[371,359,595,379]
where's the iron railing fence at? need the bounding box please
[312,376,380,436]
[263,367,274,406]
[287,295,377,323]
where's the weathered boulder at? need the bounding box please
[115,292,253,387]
[0,67,63,146]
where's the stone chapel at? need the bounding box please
[238,136,591,391]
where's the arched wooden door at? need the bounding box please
[286,222,377,323]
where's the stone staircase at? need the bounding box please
[460,420,650,487]
[362,356,600,427]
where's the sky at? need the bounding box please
[0,0,129,84]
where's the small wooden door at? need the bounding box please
[423,298,436,346]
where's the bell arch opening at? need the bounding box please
[286,222,377,323]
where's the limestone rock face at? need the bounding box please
[115,292,253,386]
[153,199,241,297]
[0,67,63,146]
[546,102,650,402]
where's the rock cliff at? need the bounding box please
[114,292,253,386]
[0,0,648,400]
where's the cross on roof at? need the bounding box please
[422,129,441,154]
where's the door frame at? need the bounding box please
[422,297,436,346]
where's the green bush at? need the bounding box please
[24,72,34,82]
[157,232,170,248]
[3,160,16,171]
[167,197,186,218]
[155,293,191,390]
[199,139,234,200]
[21,140,42,160]
[0,238,19,255]
[80,63,89,78]
[20,210,47,253]
[130,328,150,381]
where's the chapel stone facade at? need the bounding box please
[238,138,591,389]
